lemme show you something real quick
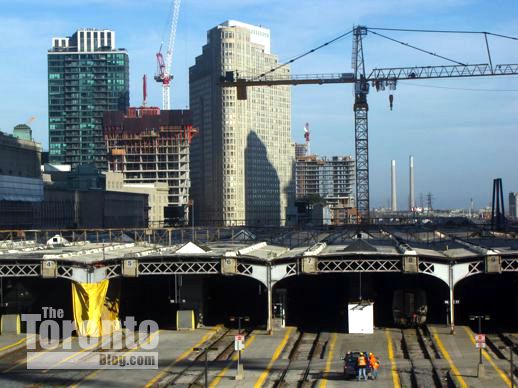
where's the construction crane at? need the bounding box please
[221,26,518,222]
[155,0,181,110]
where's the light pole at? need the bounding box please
[193,346,218,388]
[229,316,249,380]
[469,314,490,377]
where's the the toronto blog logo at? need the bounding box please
[21,307,159,370]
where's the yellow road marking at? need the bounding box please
[0,336,30,354]
[385,329,401,388]
[319,333,337,388]
[71,330,160,388]
[2,335,61,373]
[254,327,294,388]
[430,327,468,388]
[209,334,256,387]
[145,324,223,387]
[463,326,512,387]
[41,333,120,373]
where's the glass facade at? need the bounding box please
[48,34,129,170]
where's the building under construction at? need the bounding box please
[296,155,356,223]
[103,108,195,224]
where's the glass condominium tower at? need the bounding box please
[48,29,129,170]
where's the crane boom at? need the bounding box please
[222,63,518,87]
[155,0,181,110]
[165,0,181,73]
[221,26,518,223]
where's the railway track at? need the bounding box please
[159,328,249,387]
[273,331,321,387]
[401,326,449,388]
[485,332,518,381]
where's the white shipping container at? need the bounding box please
[348,301,374,334]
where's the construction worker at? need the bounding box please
[369,352,380,380]
[357,352,367,381]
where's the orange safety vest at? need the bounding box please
[358,355,367,367]
[369,356,379,369]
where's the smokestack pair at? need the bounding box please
[390,156,415,211]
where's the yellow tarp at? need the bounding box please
[72,279,121,337]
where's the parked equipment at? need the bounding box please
[392,289,427,326]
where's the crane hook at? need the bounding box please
[389,94,394,111]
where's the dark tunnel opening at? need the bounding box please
[203,275,267,328]
[454,273,518,332]
[274,272,449,332]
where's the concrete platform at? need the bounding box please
[0,335,30,358]
[429,324,514,388]
[208,327,296,387]
[0,327,221,387]
[77,327,222,387]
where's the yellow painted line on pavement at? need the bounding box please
[71,330,161,388]
[254,327,294,388]
[0,336,30,354]
[42,334,117,373]
[319,333,337,388]
[385,329,401,388]
[209,334,256,387]
[463,326,512,387]
[430,326,468,388]
[145,324,223,387]
[2,335,59,373]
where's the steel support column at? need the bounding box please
[449,264,455,335]
[267,264,272,335]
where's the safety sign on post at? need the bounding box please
[475,334,486,348]
[234,335,245,351]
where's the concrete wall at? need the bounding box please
[0,188,148,229]
[106,171,167,226]
[0,132,41,178]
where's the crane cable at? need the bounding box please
[254,29,353,80]
[368,29,466,66]
[368,27,518,41]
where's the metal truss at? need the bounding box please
[468,261,484,275]
[58,266,74,280]
[318,258,400,272]
[286,263,297,276]
[368,63,518,81]
[106,264,121,279]
[502,257,518,272]
[0,264,40,277]
[237,264,253,275]
[418,261,435,274]
[138,261,219,275]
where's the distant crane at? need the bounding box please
[155,0,181,110]
[142,74,148,107]
[304,122,310,156]
[222,26,518,222]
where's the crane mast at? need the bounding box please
[155,0,181,110]
[221,26,518,223]
[352,26,370,221]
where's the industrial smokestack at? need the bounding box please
[409,155,415,211]
[391,160,397,211]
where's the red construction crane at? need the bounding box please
[221,26,518,222]
[155,0,181,110]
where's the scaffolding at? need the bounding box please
[104,109,195,223]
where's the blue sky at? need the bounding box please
[1,0,517,210]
